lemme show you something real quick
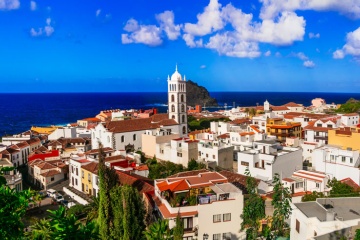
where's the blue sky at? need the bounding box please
[1,0,360,92]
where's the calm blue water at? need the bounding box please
[1,92,359,137]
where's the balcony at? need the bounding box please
[4,173,22,185]
[314,136,328,140]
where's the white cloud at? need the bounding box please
[275,52,282,57]
[30,28,42,37]
[303,60,315,68]
[30,18,54,37]
[182,33,203,48]
[205,32,261,58]
[293,52,308,61]
[200,65,206,69]
[309,32,320,39]
[264,50,271,56]
[30,1,36,11]
[259,0,360,20]
[256,11,306,46]
[333,27,360,59]
[333,49,345,59]
[122,25,162,46]
[184,0,224,36]
[0,0,20,10]
[156,11,181,40]
[124,18,139,32]
[96,9,101,17]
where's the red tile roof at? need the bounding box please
[40,170,61,177]
[28,150,60,162]
[82,162,99,174]
[157,203,198,218]
[116,171,154,194]
[340,178,360,191]
[106,114,178,133]
[85,147,114,154]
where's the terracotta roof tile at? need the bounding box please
[82,162,99,174]
[116,171,154,194]
[40,170,61,177]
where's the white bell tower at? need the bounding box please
[168,65,187,136]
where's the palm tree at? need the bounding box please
[249,108,257,118]
[86,196,99,222]
[25,219,51,240]
[144,219,172,240]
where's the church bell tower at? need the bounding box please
[168,65,187,135]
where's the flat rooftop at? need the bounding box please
[295,197,360,222]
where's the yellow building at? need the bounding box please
[81,162,98,196]
[266,118,302,142]
[31,125,60,135]
[328,127,360,150]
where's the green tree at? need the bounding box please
[355,228,360,240]
[144,219,172,240]
[249,108,257,118]
[301,191,325,202]
[240,169,265,240]
[172,212,184,240]
[0,184,32,239]
[110,185,145,240]
[187,159,206,171]
[98,144,119,239]
[26,206,99,240]
[327,177,357,197]
[271,173,292,237]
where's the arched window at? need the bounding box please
[181,94,184,102]
[182,115,185,123]
[171,95,175,102]
[182,126,186,134]
[181,104,185,112]
[171,105,175,112]
[121,135,125,143]
[172,115,175,119]
[133,134,136,141]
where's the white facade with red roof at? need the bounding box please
[340,113,359,127]
[69,154,94,192]
[154,171,245,239]
[312,145,360,185]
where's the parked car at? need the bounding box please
[61,200,76,208]
[54,193,64,203]
[47,189,57,198]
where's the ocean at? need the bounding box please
[1,92,360,137]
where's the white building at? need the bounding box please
[340,113,359,127]
[92,66,188,152]
[1,130,34,146]
[304,117,341,145]
[198,139,234,170]
[68,155,94,192]
[154,171,245,240]
[237,139,302,180]
[0,157,22,191]
[291,197,360,240]
[312,145,360,185]
[48,127,77,140]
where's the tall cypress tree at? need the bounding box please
[98,144,119,239]
[172,212,184,240]
[110,185,145,240]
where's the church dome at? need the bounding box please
[170,65,182,81]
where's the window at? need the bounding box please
[182,115,185,123]
[75,179,78,186]
[86,185,88,191]
[241,161,249,166]
[182,126,186,134]
[51,177,54,181]
[206,154,208,158]
[296,219,300,233]
[342,156,346,162]
[181,104,185,112]
[133,134,136,141]
[171,94,175,102]
[198,151,201,156]
[76,168,78,176]
[223,232,231,240]
[82,171,84,179]
[213,234,221,240]
[172,105,175,112]
[295,182,303,188]
[223,213,231,221]
[316,183,320,188]
[177,153,182,157]
[182,237,192,240]
[181,94,184,102]
[327,124,332,128]
[317,124,322,127]
[88,173,91,182]
[183,217,193,230]
[121,135,125,143]
[213,214,221,223]
[350,158,353,163]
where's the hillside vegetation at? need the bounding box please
[336,98,360,113]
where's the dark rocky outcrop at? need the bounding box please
[186,80,218,107]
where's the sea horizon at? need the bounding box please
[1,91,359,137]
